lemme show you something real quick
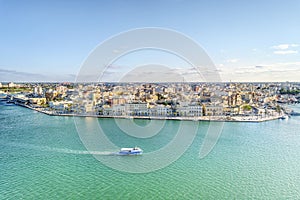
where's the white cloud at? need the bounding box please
[272,44,299,54]
[226,59,239,63]
[0,68,76,82]
[273,50,298,55]
[272,44,299,50]
[219,61,300,82]
[273,44,289,50]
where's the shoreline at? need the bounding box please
[16,103,284,123]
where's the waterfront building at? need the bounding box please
[112,104,126,116]
[102,105,112,116]
[176,104,203,117]
[149,105,172,116]
[3,82,299,118]
[49,101,72,111]
[187,105,203,117]
[125,103,148,116]
[29,97,47,106]
[12,94,29,105]
[204,104,223,116]
[223,106,240,116]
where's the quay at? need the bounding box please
[12,102,285,123]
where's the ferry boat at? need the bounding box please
[118,147,143,155]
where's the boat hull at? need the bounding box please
[117,147,143,155]
[118,151,143,155]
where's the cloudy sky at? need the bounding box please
[0,0,299,82]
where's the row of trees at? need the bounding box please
[280,88,300,95]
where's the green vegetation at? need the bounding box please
[275,105,282,114]
[242,104,252,111]
[157,93,165,100]
[202,104,206,116]
[41,104,49,108]
[0,87,31,93]
[280,88,300,95]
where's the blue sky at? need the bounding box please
[0,0,299,82]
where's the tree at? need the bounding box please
[202,104,206,116]
[242,104,252,111]
[276,105,282,114]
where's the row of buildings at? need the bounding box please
[1,82,299,117]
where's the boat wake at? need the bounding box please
[4,142,115,156]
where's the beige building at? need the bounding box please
[29,97,47,106]
[204,104,223,116]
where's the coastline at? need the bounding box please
[17,103,284,123]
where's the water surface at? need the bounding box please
[1,102,300,199]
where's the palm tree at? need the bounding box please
[275,105,282,115]
[202,104,206,116]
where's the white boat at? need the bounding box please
[118,147,143,155]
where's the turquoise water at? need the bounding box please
[1,102,300,199]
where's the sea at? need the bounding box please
[1,101,300,199]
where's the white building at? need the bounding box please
[177,105,203,117]
[125,103,148,116]
[103,106,113,116]
[150,105,172,116]
[187,105,203,116]
[84,102,94,113]
[112,104,126,116]
[49,101,72,111]
[8,82,15,88]
[34,86,43,95]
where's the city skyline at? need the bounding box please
[0,0,300,82]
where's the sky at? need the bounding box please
[0,0,299,82]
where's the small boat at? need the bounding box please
[118,147,143,155]
[280,115,289,120]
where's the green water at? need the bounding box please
[1,102,300,199]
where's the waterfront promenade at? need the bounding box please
[21,103,284,123]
